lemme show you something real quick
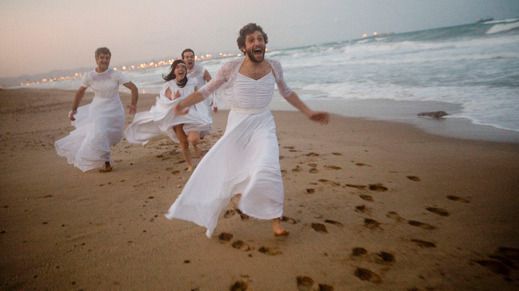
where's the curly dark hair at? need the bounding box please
[236,23,268,51]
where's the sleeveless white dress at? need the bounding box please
[124,79,211,145]
[165,71,284,237]
[55,69,128,172]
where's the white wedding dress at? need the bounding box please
[124,80,211,145]
[166,58,293,237]
[55,69,128,172]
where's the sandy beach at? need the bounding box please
[1,88,518,290]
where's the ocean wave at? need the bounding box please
[486,21,519,34]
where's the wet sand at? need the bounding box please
[1,88,518,290]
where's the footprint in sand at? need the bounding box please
[475,246,519,280]
[283,146,295,149]
[351,247,368,257]
[306,188,315,194]
[258,246,282,256]
[231,240,251,251]
[223,209,236,218]
[368,183,388,192]
[235,209,250,220]
[317,284,334,291]
[296,276,314,291]
[218,232,234,242]
[324,219,343,227]
[311,223,328,233]
[364,218,381,230]
[318,179,341,187]
[426,207,449,217]
[410,239,436,248]
[355,205,370,214]
[345,184,367,190]
[324,165,342,170]
[332,152,342,156]
[375,251,396,265]
[359,194,374,202]
[230,280,248,291]
[406,176,421,182]
[386,211,406,222]
[306,152,320,157]
[292,165,302,172]
[308,163,318,167]
[309,168,319,174]
[446,195,470,203]
[281,216,298,224]
[354,267,382,284]
[354,162,370,167]
[475,260,511,279]
[408,220,436,230]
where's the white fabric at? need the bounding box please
[166,70,284,238]
[55,69,128,172]
[188,63,214,120]
[124,79,211,145]
[199,57,294,100]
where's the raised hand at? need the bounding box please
[175,103,189,116]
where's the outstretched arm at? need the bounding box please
[69,86,87,121]
[123,81,139,114]
[284,92,329,124]
[175,91,206,114]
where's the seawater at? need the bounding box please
[28,18,519,133]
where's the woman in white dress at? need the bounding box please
[165,23,329,238]
[125,60,211,171]
[55,47,138,172]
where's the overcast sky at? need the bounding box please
[1,0,518,78]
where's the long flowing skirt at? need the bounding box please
[125,96,211,145]
[55,97,125,172]
[165,109,284,237]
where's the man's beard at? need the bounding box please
[245,47,265,63]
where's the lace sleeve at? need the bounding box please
[198,62,233,99]
[270,60,294,98]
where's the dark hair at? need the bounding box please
[95,47,111,58]
[236,23,268,51]
[163,59,188,87]
[181,48,195,59]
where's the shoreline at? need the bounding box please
[270,97,519,144]
[10,87,519,144]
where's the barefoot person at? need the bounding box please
[165,23,329,237]
[55,47,138,172]
[182,48,216,152]
[125,60,210,171]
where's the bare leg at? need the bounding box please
[272,218,289,236]
[99,161,112,173]
[187,131,201,158]
[174,125,193,171]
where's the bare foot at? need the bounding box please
[272,218,289,237]
[99,162,112,173]
[186,165,193,172]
